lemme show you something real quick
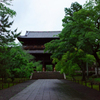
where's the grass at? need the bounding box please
[94,78,100,82]
[0,78,29,90]
[93,85,99,91]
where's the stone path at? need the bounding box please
[9,79,89,100]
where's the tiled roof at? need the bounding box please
[24,31,61,38]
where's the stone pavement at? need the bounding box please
[9,79,91,100]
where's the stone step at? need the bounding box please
[32,71,64,79]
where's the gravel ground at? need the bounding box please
[0,80,36,100]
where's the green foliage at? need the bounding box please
[0,42,41,81]
[0,0,40,82]
[9,43,35,80]
[53,49,88,77]
[0,0,20,47]
[62,2,82,26]
[0,46,10,79]
[45,1,100,80]
[45,2,85,78]
[0,14,21,46]
[0,0,16,17]
[94,78,100,82]
[46,65,53,71]
[36,65,42,71]
[34,61,42,71]
[71,0,100,67]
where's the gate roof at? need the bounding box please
[19,31,61,38]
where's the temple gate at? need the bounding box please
[17,31,61,71]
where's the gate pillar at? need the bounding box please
[43,61,46,71]
[53,64,56,71]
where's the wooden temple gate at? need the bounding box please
[17,31,61,71]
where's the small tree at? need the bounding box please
[8,44,35,81]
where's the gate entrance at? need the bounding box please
[46,65,53,71]
[17,31,61,71]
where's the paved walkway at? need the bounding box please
[9,79,91,100]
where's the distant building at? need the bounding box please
[17,31,61,71]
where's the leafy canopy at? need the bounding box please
[44,1,98,80]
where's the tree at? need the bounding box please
[62,2,82,27]
[8,43,35,81]
[72,0,100,68]
[0,0,20,47]
[0,0,21,81]
[53,49,95,80]
[61,0,100,80]
[44,2,85,79]
[0,42,41,81]
[0,14,20,46]
[45,1,99,80]
[45,2,83,58]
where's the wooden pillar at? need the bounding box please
[53,64,56,72]
[43,61,46,71]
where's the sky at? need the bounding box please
[10,0,87,36]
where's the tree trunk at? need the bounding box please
[72,75,75,81]
[93,52,100,77]
[96,62,99,77]
[81,68,86,81]
[80,61,86,81]
[86,62,89,79]
[2,76,3,82]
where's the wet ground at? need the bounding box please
[9,79,93,100]
[0,79,100,100]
